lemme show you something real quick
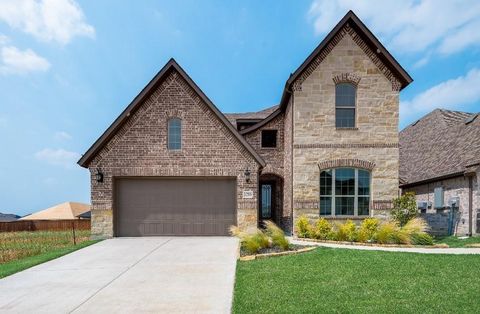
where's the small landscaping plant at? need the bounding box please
[295,215,312,238]
[358,218,379,242]
[336,220,358,242]
[391,192,418,226]
[312,218,334,240]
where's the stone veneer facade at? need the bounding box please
[87,69,260,238]
[291,25,400,228]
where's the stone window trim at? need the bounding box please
[332,73,361,86]
[317,159,376,171]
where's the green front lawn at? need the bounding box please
[233,248,480,313]
[434,235,480,248]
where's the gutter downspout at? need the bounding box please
[469,176,473,236]
[290,90,294,236]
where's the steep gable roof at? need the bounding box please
[78,59,266,168]
[279,10,412,111]
[400,109,480,186]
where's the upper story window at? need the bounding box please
[167,118,182,150]
[335,83,356,128]
[320,168,370,216]
[261,130,277,148]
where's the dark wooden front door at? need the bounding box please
[260,183,275,220]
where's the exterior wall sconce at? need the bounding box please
[244,168,251,183]
[95,169,104,183]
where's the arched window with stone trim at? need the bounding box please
[320,168,370,216]
[167,118,182,150]
[335,83,356,128]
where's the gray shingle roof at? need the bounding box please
[399,109,480,185]
[224,105,279,128]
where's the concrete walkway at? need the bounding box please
[0,237,239,314]
[290,238,480,254]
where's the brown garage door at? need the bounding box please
[115,178,236,236]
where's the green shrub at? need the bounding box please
[411,233,434,245]
[312,218,333,240]
[295,215,312,238]
[391,192,418,226]
[264,221,289,250]
[358,218,379,242]
[376,221,401,244]
[336,220,358,242]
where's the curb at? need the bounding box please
[239,247,316,261]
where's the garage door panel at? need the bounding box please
[115,178,236,236]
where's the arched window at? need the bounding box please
[320,168,370,216]
[167,118,182,150]
[335,83,356,128]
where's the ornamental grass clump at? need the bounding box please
[376,221,401,244]
[401,218,433,245]
[312,218,334,240]
[264,220,290,250]
[295,215,312,238]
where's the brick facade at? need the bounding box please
[403,175,479,235]
[87,69,260,238]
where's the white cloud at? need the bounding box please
[0,45,50,74]
[308,0,480,58]
[0,0,95,45]
[54,131,72,141]
[34,148,80,168]
[400,68,480,118]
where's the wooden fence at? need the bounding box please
[0,219,90,232]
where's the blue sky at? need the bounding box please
[0,0,479,216]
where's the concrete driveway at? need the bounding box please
[0,237,239,313]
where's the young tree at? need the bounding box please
[391,192,418,226]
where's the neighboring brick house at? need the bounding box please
[400,109,480,236]
[79,11,412,238]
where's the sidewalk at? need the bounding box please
[290,238,480,255]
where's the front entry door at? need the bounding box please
[261,183,274,220]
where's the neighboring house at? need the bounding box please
[20,202,90,220]
[0,213,20,222]
[400,109,480,236]
[78,11,412,238]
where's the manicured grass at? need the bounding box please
[0,230,97,278]
[233,248,480,313]
[434,235,480,248]
[0,240,98,278]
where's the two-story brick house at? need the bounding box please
[79,11,412,238]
